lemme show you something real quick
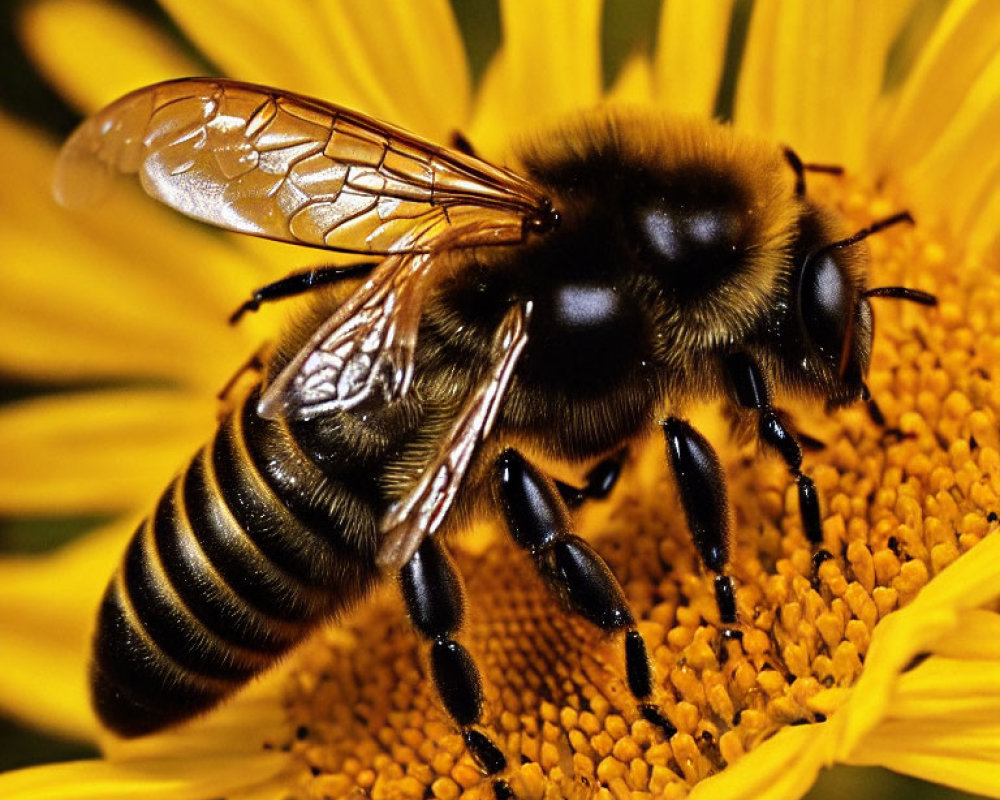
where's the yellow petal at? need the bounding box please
[847,735,1000,798]
[607,52,655,106]
[889,657,1000,720]
[689,725,823,800]
[19,0,200,114]
[0,113,271,386]
[0,753,290,800]
[471,0,602,150]
[898,44,1000,246]
[653,0,734,117]
[0,388,214,515]
[873,0,1000,179]
[829,535,1000,758]
[931,608,1000,661]
[736,0,912,166]
[311,0,471,140]
[695,535,1000,800]
[499,0,602,115]
[467,48,514,159]
[159,0,470,141]
[504,0,602,112]
[0,521,132,739]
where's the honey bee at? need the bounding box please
[55,79,935,798]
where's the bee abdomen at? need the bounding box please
[92,574,245,736]
[93,464,315,736]
[123,514,276,681]
[93,394,381,736]
[180,451,325,625]
[215,405,377,588]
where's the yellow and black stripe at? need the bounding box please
[92,388,382,736]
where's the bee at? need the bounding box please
[55,79,935,798]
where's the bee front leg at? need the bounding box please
[399,538,516,800]
[724,353,823,546]
[494,449,677,738]
[554,449,627,509]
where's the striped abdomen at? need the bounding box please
[92,389,382,736]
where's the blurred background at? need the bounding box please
[0,1,985,798]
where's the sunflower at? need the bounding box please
[2,1,999,799]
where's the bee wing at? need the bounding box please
[258,211,530,420]
[54,78,551,254]
[376,303,531,573]
[257,248,433,420]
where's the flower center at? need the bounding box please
[268,176,999,799]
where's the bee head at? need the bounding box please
[795,239,873,404]
[791,210,927,407]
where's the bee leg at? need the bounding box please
[400,538,515,800]
[724,353,823,546]
[554,449,627,509]
[661,418,740,638]
[216,342,274,419]
[582,449,627,500]
[228,261,378,324]
[495,449,676,738]
[554,479,587,508]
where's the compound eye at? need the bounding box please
[798,250,853,366]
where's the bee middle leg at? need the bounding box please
[494,449,677,737]
[400,538,515,800]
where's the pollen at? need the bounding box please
[279,177,999,799]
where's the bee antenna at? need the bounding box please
[802,162,844,176]
[783,145,844,197]
[863,286,938,306]
[802,211,916,280]
[828,211,916,254]
[783,147,807,197]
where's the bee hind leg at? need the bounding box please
[494,449,677,739]
[228,261,378,324]
[400,538,516,800]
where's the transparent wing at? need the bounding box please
[54,78,553,255]
[376,303,531,572]
[257,217,512,420]
[256,248,431,420]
